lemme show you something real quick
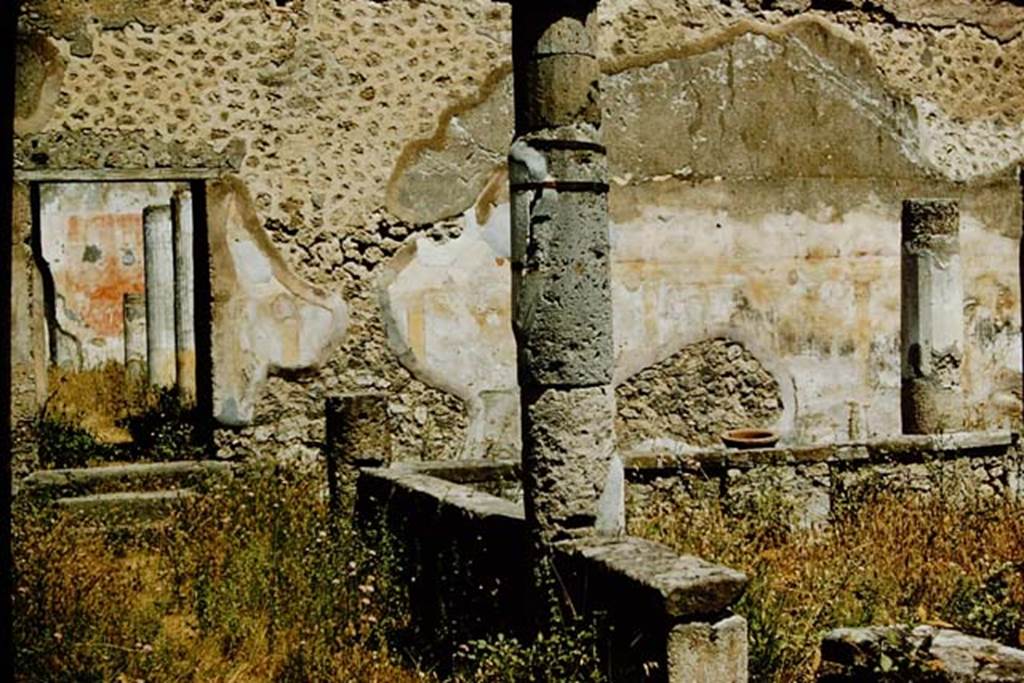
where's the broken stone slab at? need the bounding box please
[819,625,1024,682]
[555,535,748,620]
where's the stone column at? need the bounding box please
[143,205,177,389]
[325,393,392,509]
[509,0,622,542]
[900,199,965,434]
[122,293,147,381]
[172,190,196,400]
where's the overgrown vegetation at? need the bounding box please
[632,483,1024,683]
[14,463,426,681]
[13,464,605,682]
[37,363,204,467]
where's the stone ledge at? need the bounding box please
[623,431,1017,476]
[391,459,519,486]
[358,465,747,622]
[555,535,748,620]
[18,460,236,497]
[358,466,524,523]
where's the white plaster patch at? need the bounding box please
[209,180,349,426]
[229,238,275,286]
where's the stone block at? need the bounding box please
[325,392,392,465]
[522,386,616,535]
[668,615,749,683]
[555,535,747,620]
[511,187,613,386]
[819,625,1024,682]
[325,393,391,509]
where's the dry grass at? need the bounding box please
[44,362,144,444]
[632,485,1024,682]
[13,464,434,682]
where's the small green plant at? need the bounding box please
[119,387,206,461]
[453,617,605,682]
[35,411,117,469]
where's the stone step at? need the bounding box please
[18,460,234,499]
[54,489,198,522]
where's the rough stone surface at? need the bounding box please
[206,177,348,426]
[901,199,965,434]
[14,32,63,136]
[381,20,1022,450]
[358,463,748,680]
[556,535,748,619]
[10,181,46,475]
[668,615,749,683]
[625,432,1022,528]
[819,625,1024,682]
[13,0,1024,463]
[617,339,784,449]
[511,177,613,387]
[522,385,616,535]
[325,393,391,465]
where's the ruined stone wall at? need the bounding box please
[12,0,1024,463]
[625,432,1023,529]
[617,339,783,450]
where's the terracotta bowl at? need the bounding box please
[721,428,779,450]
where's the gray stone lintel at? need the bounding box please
[556,535,748,619]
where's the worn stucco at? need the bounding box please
[382,19,1023,448]
[11,0,1024,460]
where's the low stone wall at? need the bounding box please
[355,464,749,682]
[625,432,1022,527]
